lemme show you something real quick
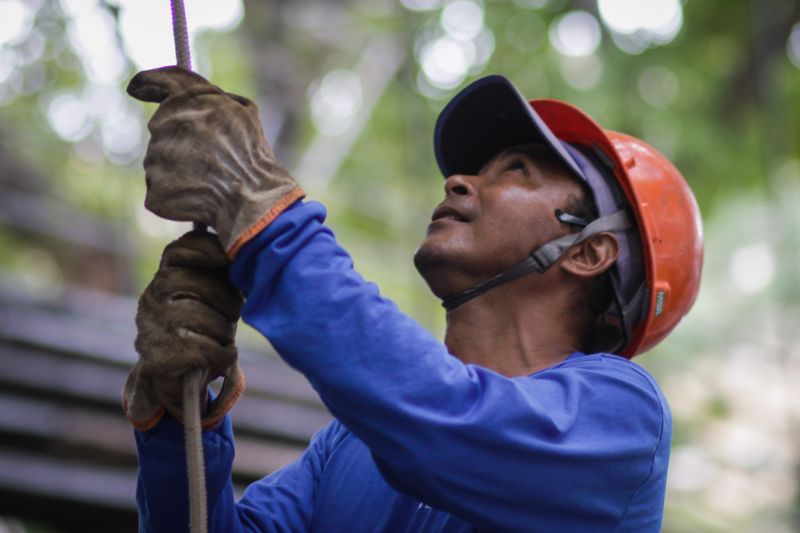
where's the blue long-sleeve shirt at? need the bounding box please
[134,200,672,532]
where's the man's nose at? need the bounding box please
[444,174,476,197]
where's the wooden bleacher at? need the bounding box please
[0,275,330,532]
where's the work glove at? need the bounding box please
[127,66,305,259]
[123,230,245,431]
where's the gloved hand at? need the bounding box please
[123,230,245,431]
[126,66,305,259]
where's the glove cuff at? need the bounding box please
[127,407,166,432]
[122,374,168,432]
[225,186,306,260]
[122,364,246,432]
[202,364,245,429]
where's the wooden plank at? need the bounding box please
[0,189,134,257]
[0,302,327,406]
[0,346,330,443]
[0,307,138,365]
[0,345,126,406]
[0,392,134,459]
[0,392,307,480]
[0,446,137,510]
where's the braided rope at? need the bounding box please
[170,2,207,533]
[170,0,192,70]
[182,369,207,533]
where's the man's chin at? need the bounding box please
[414,233,443,268]
[413,237,465,296]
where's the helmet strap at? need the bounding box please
[441,210,631,311]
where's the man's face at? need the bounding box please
[414,143,587,298]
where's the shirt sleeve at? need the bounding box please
[134,412,344,533]
[228,200,670,532]
[234,421,345,532]
[135,414,238,533]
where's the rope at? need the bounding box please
[169,2,208,532]
[183,369,207,533]
[170,0,192,70]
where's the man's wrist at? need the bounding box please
[225,185,306,259]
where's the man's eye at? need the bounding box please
[507,158,529,175]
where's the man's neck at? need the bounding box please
[443,283,582,377]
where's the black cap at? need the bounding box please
[434,75,586,181]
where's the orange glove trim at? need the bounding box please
[226,187,306,260]
[122,388,167,432]
[122,374,245,432]
[201,372,246,429]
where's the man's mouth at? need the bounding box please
[431,205,470,223]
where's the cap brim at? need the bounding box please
[434,75,586,180]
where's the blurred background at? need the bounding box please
[0,0,798,531]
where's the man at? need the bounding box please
[124,67,703,532]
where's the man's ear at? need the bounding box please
[560,232,620,278]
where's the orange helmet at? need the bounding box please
[434,76,703,356]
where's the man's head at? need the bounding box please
[416,75,704,357]
[414,142,619,352]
